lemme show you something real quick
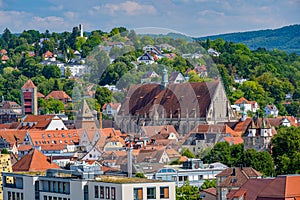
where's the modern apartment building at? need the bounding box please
[2,168,176,200]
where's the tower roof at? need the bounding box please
[22,79,36,89]
[80,99,95,119]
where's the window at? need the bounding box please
[198,175,203,180]
[147,187,156,199]
[43,196,47,200]
[100,186,104,198]
[8,192,11,200]
[111,187,116,200]
[95,185,99,198]
[160,187,169,199]
[134,188,143,200]
[106,187,110,199]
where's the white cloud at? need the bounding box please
[102,1,157,16]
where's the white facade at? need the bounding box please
[3,171,176,200]
[46,116,68,130]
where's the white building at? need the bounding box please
[264,105,279,117]
[3,169,176,200]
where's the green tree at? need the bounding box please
[201,179,216,190]
[134,172,146,179]
[1,148,9,154]
[272,126,300,174]
[95,87,112,107]
[181,148,195,158]
[42,65,61,79]
[176,181,200,200]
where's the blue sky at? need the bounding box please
[0,0,299,36]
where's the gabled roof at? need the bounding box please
[12,148,60,172]
[169,71,184,82]
[0,130,27,146]
[45,90,72,101]
[21,79,36,89]
[18,115,56,130]
[234,97,250,105]
[107,103,121,110]
[44,51,53,58]
[37,92,45,98]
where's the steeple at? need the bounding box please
[76,98,97,130]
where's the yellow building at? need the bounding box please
[0,153,13,200]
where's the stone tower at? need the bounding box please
[21,79,38,115]
[76,99,97,130]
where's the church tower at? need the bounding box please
[21,79,38,115]
[75,99,97,130]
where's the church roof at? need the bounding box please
[80,99,94,119]
[22,79,36,89]
[120,81,220,118]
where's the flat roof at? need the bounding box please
[95,176,169,184]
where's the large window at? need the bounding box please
[147,187,156,199]
[100,186,104,198]
[134,188,143,200]
[160,187,169,199]
[111,187,116,200]
[95,185,99,198]
[105,187,110,199]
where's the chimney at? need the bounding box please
[127,142,133,178]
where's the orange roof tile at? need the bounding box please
[1,55,9,61]
[12,148,60,172]
[223,137,244,145]
[44,51,53,58]
[45,90,72,101]
[0,49,7,54]
[37,92,45,98]
[21,79,36,89]
[0,130,27,146]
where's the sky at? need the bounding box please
[0,0,299,37]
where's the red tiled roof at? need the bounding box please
[108,103,121,110]
[0,49,7,54]
[45,90,72,101]
[21,79,36,89]
[18,115,56,130]
[37,92,45,98]
[12,148,60,172]
[44,51,53,58]
[0,130,27,146]
[223,137,244,145]
[258,175,300,199]
[1,55,9,61]
[204,188,217,196]
[234,97,250,105]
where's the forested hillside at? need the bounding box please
[199,24,300,54]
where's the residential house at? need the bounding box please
[141,71,160,83]
[264,105,279,117]
[103,136,125,151]
[155,160,228,187]
[200,188,217,200]
[226,175,300,200]
[3,169,176,200]
[12,148,60,172]
[208,48,221,57]
[243,117,277,151]
[182,124,239,155]
[1,55,9,63]
[45,90,72,104]
[169,72,185,84]
[136,148,170,164]
[234,97,259,114]
[17,115,68,130]
[268,116,298,127]
[0,130,27,155]
[102,103,121,117]
[0,101,22,123]
[137,53,155,65]
[216,167,262,200]
[44,50,55,60]
[143,45,162,55]
[80,146,103,161]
